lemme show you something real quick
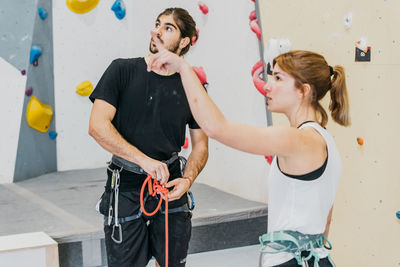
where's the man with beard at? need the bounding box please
[88,8,208,267]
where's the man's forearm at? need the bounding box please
[182,146,208,186]
[89,120,147,164]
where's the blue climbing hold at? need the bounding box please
[30,45,42,64]
[38,8,48,20]
[49,131,58,140]
[111,0,126,20]
[396,211,400,220]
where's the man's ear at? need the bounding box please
[179,37,190,50]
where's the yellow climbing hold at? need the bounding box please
[66,0,99,14]
[76,80,93,96]
[26,96,53,133]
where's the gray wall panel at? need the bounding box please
[14,0,56,182]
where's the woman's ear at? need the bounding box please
[179,37,190,50]
[301,83,312,100]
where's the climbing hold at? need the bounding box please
[357,137,364,146]
[251,60,267,97]
[111,0,126,20]
[249,10,257,21]
[198,1,209,15]
[396,211,400,219]
[356,38,369,53]
[21,69,26,75]
[76,80,93,96]
[49,131,58,140]
[66,0,99,14]
[192,28,199,46]
[26,96,53,133]
[343,12,353,29]
[25,87,33,97]
[30,45,42,65]
[192,66,208,86]
[182,137,189,149]
[38,8,48,20]
[264,38,291,67]
[265,155,273,165]
[249,19,261,40]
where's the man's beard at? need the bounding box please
[149,38,180,55]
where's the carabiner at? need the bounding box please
[111,224,123,244]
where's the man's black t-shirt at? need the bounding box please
[90,57,200,161]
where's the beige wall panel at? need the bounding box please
[259,0,400,265]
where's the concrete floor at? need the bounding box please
[147,245,260,267]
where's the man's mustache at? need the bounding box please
[151,37,164,44]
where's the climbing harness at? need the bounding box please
[98,153,194,267]
[258,230,336,267]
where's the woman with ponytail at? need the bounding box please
[148,36,350,267]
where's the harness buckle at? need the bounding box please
[111,224,123,244]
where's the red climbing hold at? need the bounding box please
[192,28,199,45]
[249,19,261,40]
[249,10,257,21]
[198,1,209,15]
[192,66,208,86]
[251,60,267,97]
[182,137,189,149]
[265,155,273,165]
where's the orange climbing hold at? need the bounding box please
[26,96,53,133]
[357,137,364,146]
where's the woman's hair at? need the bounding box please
[273,50,351,127]
[157,8,198,56]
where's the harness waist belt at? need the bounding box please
[259,230,334,267]
[104,203,191,225]
[111,152,179,174]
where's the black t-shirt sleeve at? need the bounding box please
[188,115,200,129]
[89,59,121,108]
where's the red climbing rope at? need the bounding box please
[140,174,169,267]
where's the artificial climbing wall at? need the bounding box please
[259,0,400,265]
[52,0,270,202]
[0,0,57,183]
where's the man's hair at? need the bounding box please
[157,7,198,56]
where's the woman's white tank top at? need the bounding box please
[263,122,342,266]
